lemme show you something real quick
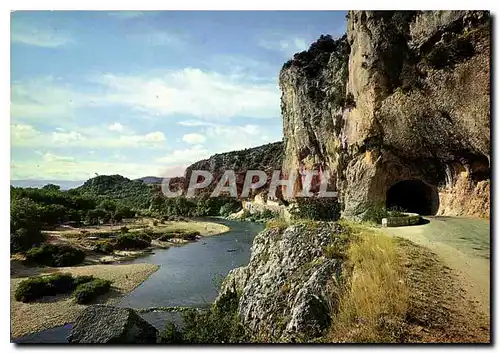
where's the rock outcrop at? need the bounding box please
[217,223,348,341]
[67,305,158,344]
[183,141,283,196]
[279,11,490,219]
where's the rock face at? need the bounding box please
[183,141,283,197]
[67,305,158,344]
[280,11,490,219]
[217,223,347,341]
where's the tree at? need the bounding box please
[42,184,61,192]
[10,198,45,252]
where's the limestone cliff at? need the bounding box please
[280,11,490,219]
[181,142,283,196]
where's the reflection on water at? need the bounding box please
[13,219,263,343]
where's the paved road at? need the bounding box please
[382,216,491,320]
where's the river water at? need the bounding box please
[13,219,263,343]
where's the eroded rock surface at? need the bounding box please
[218,223,347,341]
[279,11,490,219]
[67,305,158,344]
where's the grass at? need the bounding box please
[328,225,410,343]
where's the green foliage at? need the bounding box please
[120,226,129,234]
[219,201,242,217]
[157,322,184,343]
[75,175,153,210]
[92,241,114,254]
[361,203,388,224]
[10,197,45,252]
[114,234,151,250]
[26,244,85,267]
[290,197,340,221]
[11,227,46,254]
[14,273,94,303]
[73,278,112,304]
[159,291,247,344]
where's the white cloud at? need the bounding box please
[108,122,125,132]
[11,124,40,140]
[156,145,210,165]
[43,152,75,163]
[258,36,309,57]
[52,131,87,144]
[12,69,280,124]
[11,18,74,47]
[182,133,206,144]
[95,68,280,120]
[11,124,167,149]
[204,124,279,152]
[11,156,163,181]
[177,120,217,127]
[11,77,87,123]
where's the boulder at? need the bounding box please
[216,223,346,341]
[67,305,158,344]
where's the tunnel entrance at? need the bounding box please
[386,180,439,215]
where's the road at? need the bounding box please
[381,216,491,320]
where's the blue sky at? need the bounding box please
[11,10,347,181]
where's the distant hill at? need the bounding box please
[74,174,157,209]
[135,176,163,185]
[10,179,85,190]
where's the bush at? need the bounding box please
[92,241,114,254]
[14,273,95,303]
[158,322,184,343]
[72,275,95,287]
[73,278,112,304]
[361,203,388,224]
[11,227,46,253]
[157,233,175,242]
[152,220,159,227]
[177,231,200,241]
[219,202,242,217]
[163,291,247,344]
[290,197,340,221]
[114,234,151,250]
[120,226,129,234]
[15,273,74,302]
[26,244,85,267]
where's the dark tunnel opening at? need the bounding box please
[386,180,439,216]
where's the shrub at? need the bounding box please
[73,278,112,304]
[219,202,242,217]
[72,275,95,287]
[172,291,248,343]
[157,233,175,242]
[15,273,74,302]
[14,273,95,303]
[120,226,129,234]
[26,244,85,267]
[114,234,151,250]
[290,197,340,221]
[93,241,114,254]
[158,322,184,343]
[11,227,46,253]
[361,203,388,224]
[177,231,200,241]
[152,220,159,227]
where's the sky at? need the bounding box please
[11,10,347,181]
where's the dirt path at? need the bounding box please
[381,216,490,322]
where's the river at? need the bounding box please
[14,219,263,343]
